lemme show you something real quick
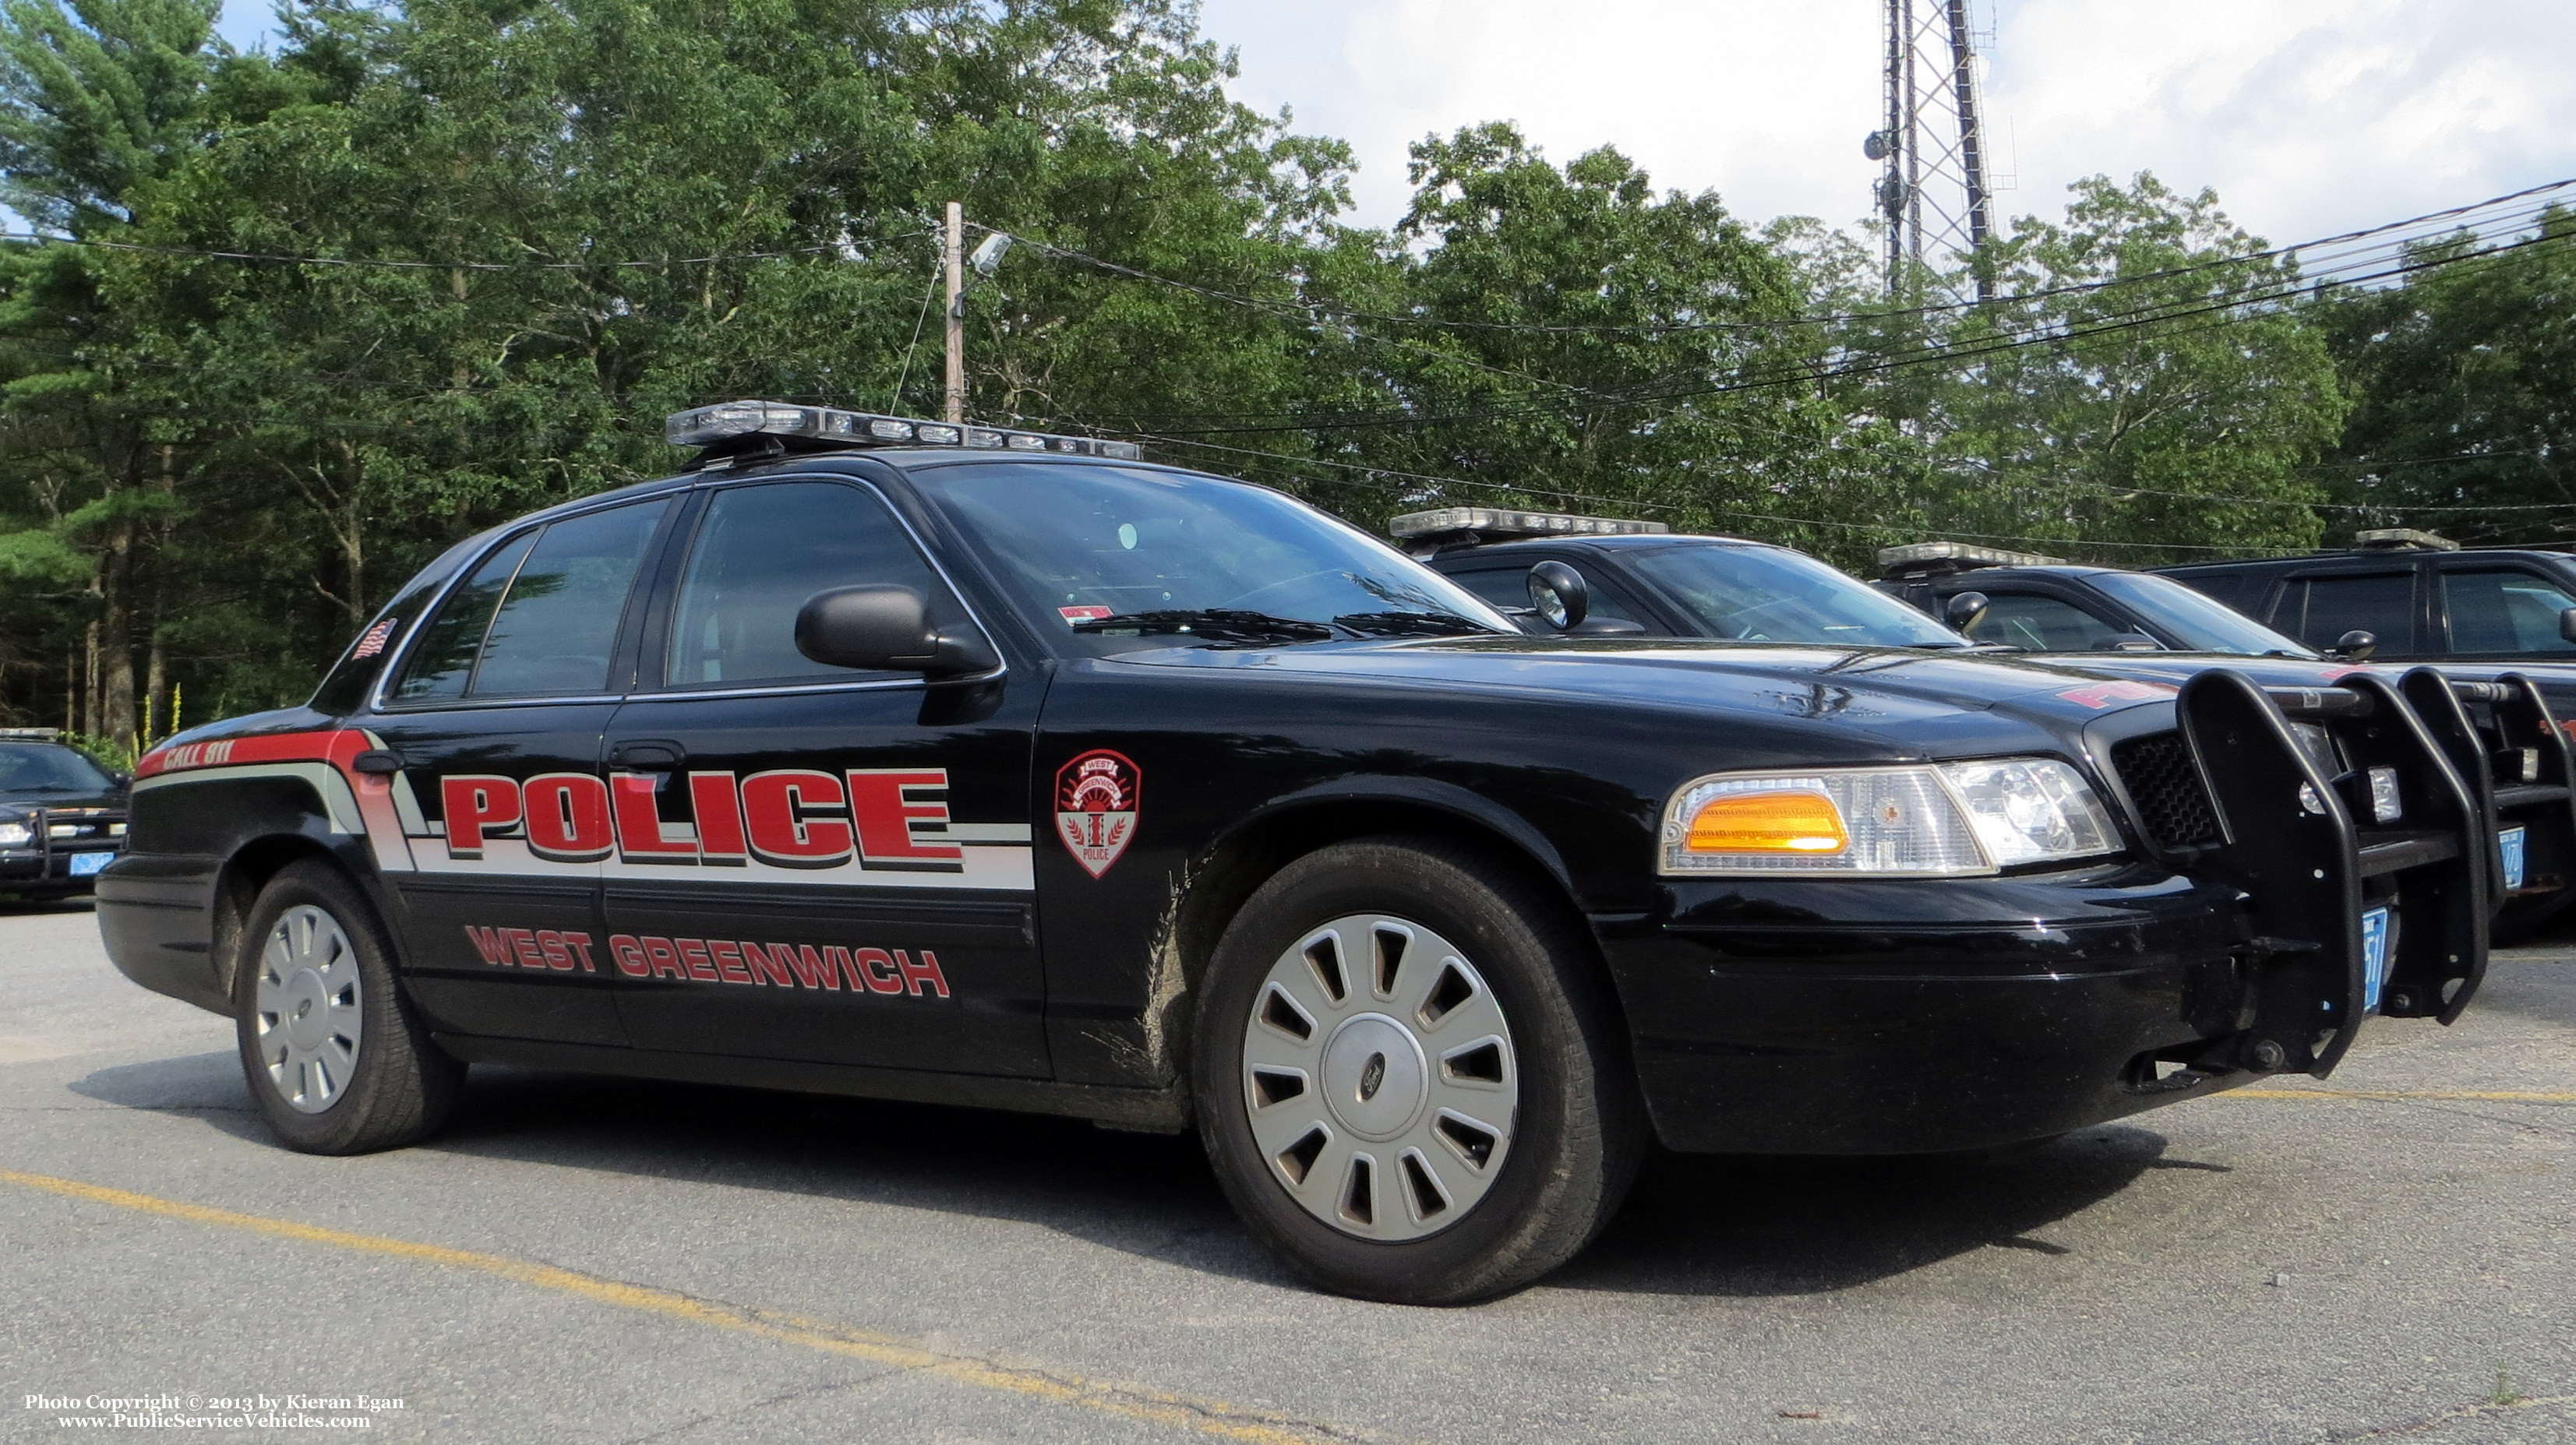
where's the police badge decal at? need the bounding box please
[1054,749,1141,878]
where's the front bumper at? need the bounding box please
[1603,867,2260,1153]
[0,846,121,894]
[1605,668,2493,1155]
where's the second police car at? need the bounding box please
[99,405,2497,1305]
[1420,514,2576,945]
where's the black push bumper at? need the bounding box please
[0,847,121,896]
[2399,668,2576,939]
[1603,668,2492,1155]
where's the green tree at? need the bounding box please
[2316,206,2576,545]
[1286,123,1930,565]
[0,0,231,742]
[1919,173,2345,562]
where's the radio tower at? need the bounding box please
[1867,0,1995,299]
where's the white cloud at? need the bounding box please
[1204,0,1879,230]
[1198,0,2576,247]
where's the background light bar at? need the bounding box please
[1388,506,1668,541]
[1875,541,2068,572]
[665,400,1142,460]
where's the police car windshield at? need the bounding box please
[909,463,1516,647]
[0,743,116,797]
[1629,543,1968,648]
[2087,571,2319,657]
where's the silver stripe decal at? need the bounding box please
[132,763,365,836]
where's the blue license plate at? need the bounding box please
[2500,826,2528,893]
[2359,906,2392,1012]
[67,850,111,877]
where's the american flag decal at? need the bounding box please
[351,618,397,659]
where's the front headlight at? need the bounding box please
[1660,759,2122,876]
[0,820,30,848]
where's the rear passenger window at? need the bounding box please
[391,500,668,703]
[2283,573,2413,651]
[663,481,946,687]
[1965,594,2124,651]
[2444,569,2576,654]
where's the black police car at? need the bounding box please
[0,729,129,900]
[99,404,2493,1305]
[1871,542,2366,658]
[1865,541,2576,938]
[1418,516,2576,943]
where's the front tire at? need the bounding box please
[1194,837,1641,1305]
[233,859,463,1154]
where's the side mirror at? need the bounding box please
[2098,631,2165,652]
[2559,608,2576,646]
[794,586,999,676]
[1943,590,1989,633]
[2334,629,2378,661]
[1526,561,1590,631]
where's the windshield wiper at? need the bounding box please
[1071,609,1339,647]
[1331,611,1505,639]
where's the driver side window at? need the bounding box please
[662,481,949,688]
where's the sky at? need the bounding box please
[1189,0,2576,248]
[207,0,2576,252]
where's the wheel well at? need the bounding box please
[1165,799,1604,1079]
[209,836,344,995]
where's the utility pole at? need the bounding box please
[1868,0,1995,299]
[943,200,965,424]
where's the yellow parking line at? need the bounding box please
[0,1168,1371,1445]
[2230,1089,2576,1101]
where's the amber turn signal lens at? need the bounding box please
[1685,790,1849,854]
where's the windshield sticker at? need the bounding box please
[1056,749,1141,878]
[1059,605,1113,626]
[2056,679,2178,710]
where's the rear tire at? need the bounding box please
[232,859,463,1154]
[1193,836,1641,1305]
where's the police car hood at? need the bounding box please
[2026,650,2370,692]
[0,784,123,811]
[1123,636,2185,740]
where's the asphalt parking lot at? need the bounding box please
[2,900,2570,1445]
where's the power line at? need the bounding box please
[984,176,2576,340]
[1017,215,2576,435]
[1127,430,2246,555]
[0,228,877,271]
[1083,224,2576,439]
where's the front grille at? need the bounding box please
[2111,731,2221,849]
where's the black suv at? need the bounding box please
[100,409,2496,1305]
[2155,530,2576,669]
[0,729,129,900]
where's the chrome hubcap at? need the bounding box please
[1240,914,1517,1242]
[252,905,363,1114]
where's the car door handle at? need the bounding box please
[609,741,686,770]
[351,749,404,775]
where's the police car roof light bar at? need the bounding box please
[1876,540,2069,580]
[1388,506,1668,554]
[2352,527,2459,552]
[665,400,1143,462]
[0,727,65,741]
